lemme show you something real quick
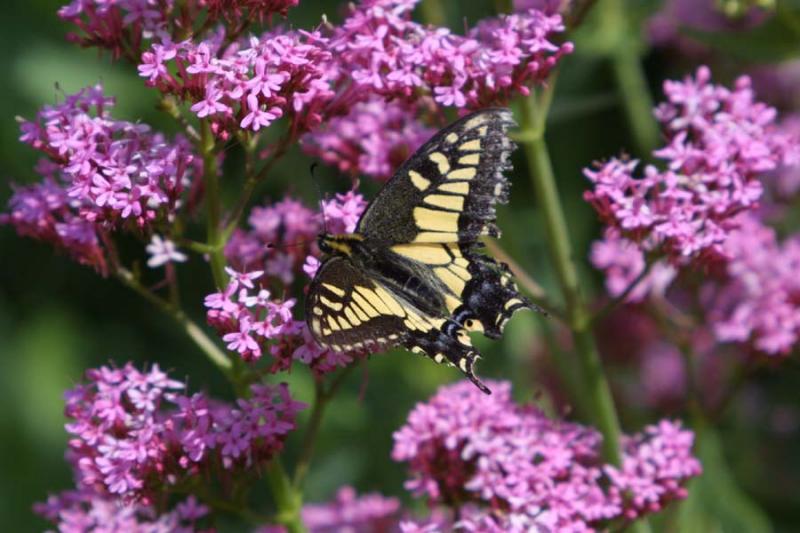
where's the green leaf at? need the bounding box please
[677,429,772,533]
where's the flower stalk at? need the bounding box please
[200,119,228,288]
[265,461,305,533]
[597,0,660,156]
[519,87,622,460]
[293,366,356,489]
[115,266,233,376]
[519,84,653,533]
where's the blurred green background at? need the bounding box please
[3,0,800,531]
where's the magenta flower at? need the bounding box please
[63,363,304,501]
[332,1,573,110]
[702,213,800,355]
[59,0,299,60]
[140,29,337,137]
[302,486,402,532]
[213,190,370,371]
[205,275,296,362]
[1,85,199,274]
[321,191,368,234]
[35,491,208,532]
[393,380,701,531]
[585,67,799,267]
[590,232,676,303]
[301,99,434,181]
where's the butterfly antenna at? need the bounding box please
[310,162,329,234]
[263,164,325,253]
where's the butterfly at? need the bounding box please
[305,108,534,394]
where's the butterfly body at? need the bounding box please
[307,108,534,394]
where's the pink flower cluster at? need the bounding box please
[392,380,701,531]
[704,214,800,355]
[590,235,677,301]
[301,100,434,181]
[2,85,199,274]
[225,197,318,283]
[64,363,305,502]
[213,192,367,373]
[301,486,402,532]
[332,1,573,110]
[204,267,297,361]
[225,190,366,282]
[35,491,208,532]
[140,29,338,137]
[765,115,800,201]
[59,0,298,60]
[135,0,572,141]
[320,190,369,235]
[585,66,799,266]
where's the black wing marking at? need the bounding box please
[356,108,516,245]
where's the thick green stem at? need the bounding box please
[200,120,227,288]
[520,90,652,533]
[610,47,660,156]
[292,382,326,489]
[265,461,305,533]
[520,92,622,461]
[197,122,302,529]
[599,0,660,157]
[419,0,447,26]
[116,267,233,376]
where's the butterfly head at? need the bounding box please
[317,232,363,257]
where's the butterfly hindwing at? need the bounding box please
[386,241,532,341]
[308,255,491,393]
[356,108,516,245]
[305,257,408,353]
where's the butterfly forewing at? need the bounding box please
[356,108,516,245]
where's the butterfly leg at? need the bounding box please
[404,320,491,395]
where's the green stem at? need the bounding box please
[157,95,200,142]
[224,137,290,240]
[610,47,660,156]
[520,89,622,460]
[589,257,655,326]
[292,381,326,489]
[292,366,355,489]
[599,0,660,157]
[116,267,233,376]
[265,461,305,533]
[519,88,652,533]
[419,0,447,26]
[200,119,227,288]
